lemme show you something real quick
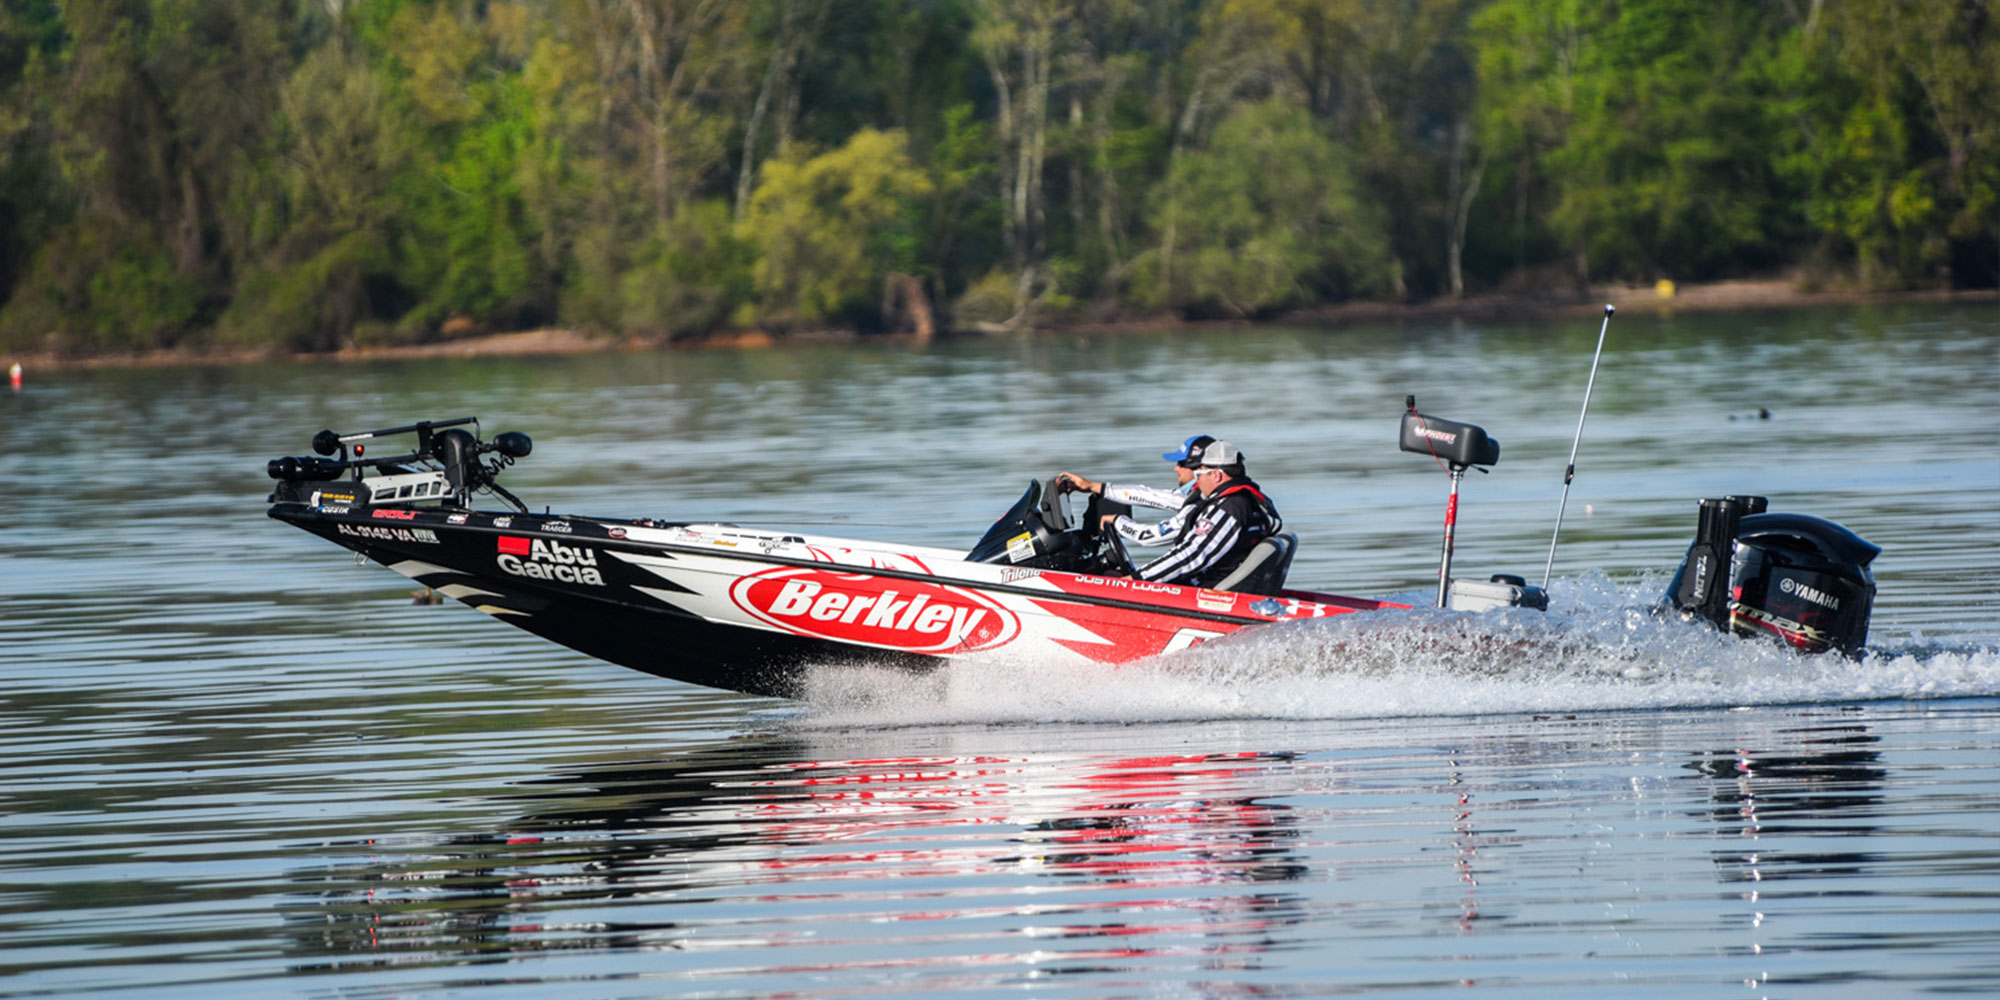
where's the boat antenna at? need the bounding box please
[1541,304,1615,588]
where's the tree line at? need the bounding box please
[0,0,1992,355]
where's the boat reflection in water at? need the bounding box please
[1689,715,1893,985]
[282,739,1317,980]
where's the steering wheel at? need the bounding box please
[1100,521,1137,576]
[1037,474,1075,537]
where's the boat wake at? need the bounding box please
[789,571,2000,727]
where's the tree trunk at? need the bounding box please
[883,272,936,339]
[985,56,1018,271]
[1446,120,1484,300]
[734,0,799,221]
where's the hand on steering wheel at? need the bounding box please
[1055,472,1099,495]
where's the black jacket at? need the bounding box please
[1133,475,1280,587]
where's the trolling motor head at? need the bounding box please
[1399,401,1501,469]
[1663,495,1878,655]
[1400,399,1547,612]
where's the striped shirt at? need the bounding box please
[1134,479,1279,586]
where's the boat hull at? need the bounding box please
[271,502,1402,698]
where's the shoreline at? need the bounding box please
[8,279,1994,373]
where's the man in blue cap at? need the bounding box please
[1055,434,1216,548]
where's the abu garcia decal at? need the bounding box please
[497,536,604,586]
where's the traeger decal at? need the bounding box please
[728,567,1020,654]
[497,536,604,586]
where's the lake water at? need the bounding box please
[3,303,1998,998]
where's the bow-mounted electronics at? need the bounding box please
[266,417,533,512]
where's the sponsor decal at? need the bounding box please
[492,516,513,528]
[606,527,628,540]
[545,520,573,534]
[1690,552,1713,598]
[1196,589,1236,613]
[497,536,604,586]
[1005,532,1037,564]
[999,566,1042,583]
[1778,576,1841,610]
[313,488,364,507]
[1413,426,1458,444]
[338,523,439,545]
[1730,601,1834,650]
[729,567,1019,654]
[372,509,418,521]
[446,513,469,525]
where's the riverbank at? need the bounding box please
[8,279,1994,373]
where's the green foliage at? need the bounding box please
[1,0,1994,355]
[616,200,753,339]
[738,128,933,329]
[1474,0,1795,282]
[1137,100,1388,315]
[218,229,382,353]
[0,222,199,352]
[1801,1,1998,288]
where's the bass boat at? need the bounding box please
[266,411,1880,699]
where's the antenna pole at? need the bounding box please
[1541,304,1615,588]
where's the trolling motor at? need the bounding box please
[266,417,533,512]
[1400,398,1549,613]
[1663,495,1878,655]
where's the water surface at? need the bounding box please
[3,303,1997,997]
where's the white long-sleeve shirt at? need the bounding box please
[1101,480,1195,547]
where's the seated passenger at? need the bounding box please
[1130,441,1281,588]
[1056,434,1215,547]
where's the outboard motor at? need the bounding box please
[1664,495,1878,655]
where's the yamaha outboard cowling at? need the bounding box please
[1664,495,1878,655]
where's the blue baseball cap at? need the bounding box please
[1162,434,1217,465]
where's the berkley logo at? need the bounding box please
[729,567,1020,654]
[497,536,603,586]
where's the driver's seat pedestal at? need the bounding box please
[1211,532,1297,596]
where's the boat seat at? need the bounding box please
[1212,532,1296,596]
